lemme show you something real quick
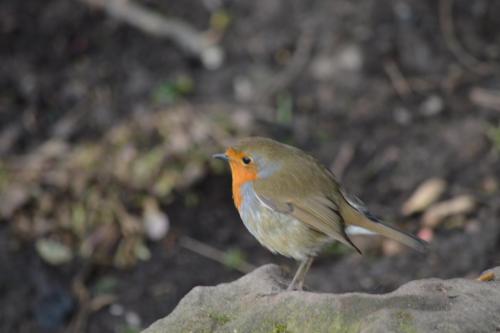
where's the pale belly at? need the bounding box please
[238,184,332,260]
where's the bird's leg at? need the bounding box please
[287,257,314,291]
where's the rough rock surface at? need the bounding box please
[144,265,500,333]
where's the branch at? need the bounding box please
[79,0,224,69]
[383,60,413,99]
[258,19,317,100]
[179,236,256,274]
[439,0,496,75]
[469,88,500,112]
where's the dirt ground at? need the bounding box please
[1,0,500,332]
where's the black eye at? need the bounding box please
[242,156,251,165]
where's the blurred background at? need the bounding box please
[1,0,500,332]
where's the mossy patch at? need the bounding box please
[394,310,417,333]
[209,312,231,326]
[271,323,290,333]
[486,125,500,152]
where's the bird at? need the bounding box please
[213,137,426,290]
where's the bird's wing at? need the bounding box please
[253,181,361,253]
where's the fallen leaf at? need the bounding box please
[2,105,252,269]
[417,227,434,242]
[143,198,170,241]
[80,222,120,261]
[402,178,447,216]
[89,294,117,312]
[135,241,151,261]
[36,239,73,265]
[477,271,495,282]
[223,248,247,270]
[382,239,405,256]
[481,176,498,194]
[0,185,30,218]
[470,87,500,112]
[422,195,476,229]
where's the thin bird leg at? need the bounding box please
[287,257,314,291]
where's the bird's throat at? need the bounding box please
[229,163,258,210]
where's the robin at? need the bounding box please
[213,137,426,290]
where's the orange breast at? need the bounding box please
[229,161,258,210]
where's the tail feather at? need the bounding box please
[340,194,427,253]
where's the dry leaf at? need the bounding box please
[381,239,405,256]
[89,294,117,312]
[417,227,434,242]
[422,195,476,229]
[402,178,447,216]
[0,185,30,218]
[36,238,73,265]
[2,105,251,268]
[477,271,495,282]
[143,198,170,241]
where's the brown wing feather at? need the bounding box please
[250,141,361,253]
[255,190,361,253]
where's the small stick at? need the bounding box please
[439,0,496,75]
[383,60,412,98]
[331,142,355,181]
[79,0,223,69]
[469,88,500,112]
[179,236,255,274]
[259,19,317,100]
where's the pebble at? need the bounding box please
[420,95,444,116]
[125,311,142,327]
[143,197,170,242]
[311,45,363,80]
[109,303,124,316]
[233,77,254,102]
[393,106,412,125]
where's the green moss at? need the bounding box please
[260,309,360,333]
[0,162,8,190]
[275,92,293,125]
[487,125,500,152]
[131,147,165,185]
[272,323,290,333]
[152,75,194,104]
[209,312,230,326]
[210,9,232,32]
[223,248,247,271]
[325,315,361,333]
[395,311,417,333]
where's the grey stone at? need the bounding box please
[144,265,500,333]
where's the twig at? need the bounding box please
[469,88,500,112]
[259,19,317,100]
[79,0,223,69]
[422,195,475,229]
[179,236,256,274]
[0,123,21,156]
[331,142,355,181]
[51,110,86,140]
[68,264,93,333]
[439,0,496,75]
[383,60,412,98]
[405,77,437,92]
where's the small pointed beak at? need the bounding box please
[212,153,229,161]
